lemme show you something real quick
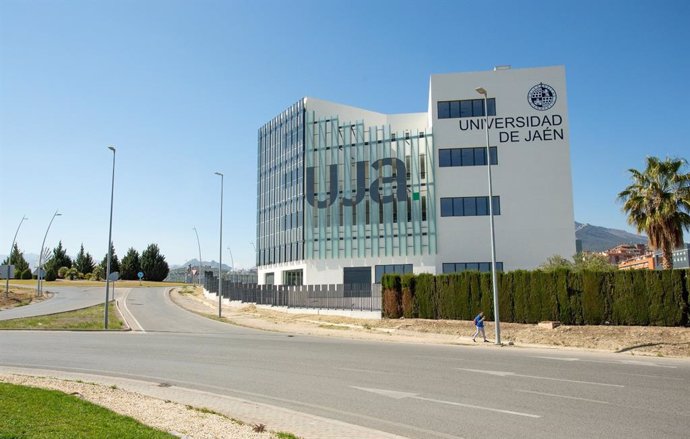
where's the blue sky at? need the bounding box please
[1,0,689,268]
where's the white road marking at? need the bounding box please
[122,289,146,333]
[533,355,677,369]
[616,372,685,381]
[458,368,624,388]
[532,356,580,361]
[618,360,676,369]
[352,386,541,418]
[337,367,389,375]
[515,389,609,405]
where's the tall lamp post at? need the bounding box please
[475,87,501,345]
[214,172,224,318]
[37,210,61,297]
[193,227,203,286]
[104,145,116,329]
[6,215,28,297]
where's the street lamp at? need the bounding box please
[476,87,501,345]
[193,227,203,286]
[104,145,116,329]
[37,210,61,297]
[214,171,224,318]
[6,215,28,297]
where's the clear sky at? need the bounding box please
[1,0,689,268]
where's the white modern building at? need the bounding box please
[256,65,575,286]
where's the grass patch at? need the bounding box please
[0,382,174,438]
[276,432,301,439]
[0,301,123,330]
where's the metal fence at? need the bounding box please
[203,272,381,311]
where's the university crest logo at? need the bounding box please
[527,83,557,111]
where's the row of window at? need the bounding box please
[374,264,413,283]
[440,196,501,217]
[439,147,497,167]
[438,98,496,119]
[442,262,504,273]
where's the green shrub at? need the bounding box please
[44,268,57,282]
[610,271,649,325]
[646,270,686,326]
[512,271,531,323]
[581,271,609,324]
[415,274,437,319]
[552,269,572,324]
[21,268,33,280]
[497,272,514,322]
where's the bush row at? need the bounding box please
[381,269,690,326]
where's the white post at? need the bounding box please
[105,145,116,329]
[476,87,501,345]
[6,215,27,297]
[214,172,224,318]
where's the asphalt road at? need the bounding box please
[0,285,111,320]
[1,286,689,438]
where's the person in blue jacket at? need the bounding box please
[472,311,488,342]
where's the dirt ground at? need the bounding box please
[0,286,49,310]
[174,287,690,358]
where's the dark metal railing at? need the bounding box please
[203,272,381,311]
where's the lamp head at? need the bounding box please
[475,87,487,96]
[214,172,223,177]
[107,145,116,152]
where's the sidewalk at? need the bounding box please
[171,287,690,358]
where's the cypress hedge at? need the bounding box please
[381,269,689,326]
[401,274,417,318]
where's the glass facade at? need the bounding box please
[257,100,305,266]
[304,112,437,260]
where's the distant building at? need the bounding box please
[602,244,647,265]
[653,245,690,270]
[618,254,655,270]
[617,244,690,270]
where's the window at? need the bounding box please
[441,198,453,217]
[374,264,413,283]
[439,147,498,167]
[438,101,450,119]
[437,98,496,119]
[442,262,504,273]
[440,196,501,217]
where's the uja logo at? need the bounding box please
[527,83,557,111]
[306,158,407,208]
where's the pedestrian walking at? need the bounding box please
[472,311,488,342]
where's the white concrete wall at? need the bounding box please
[258,255,436,286]
[431,66,576,271]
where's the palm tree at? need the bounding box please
[618,156,690,269]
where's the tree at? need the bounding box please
[45,241,72,276]
[74,244,95,275]
[58,266,69,279]
[573,252,618,272]
[91,265,104,281]
[618,156,690,269]
[120,248,141,280]
[539,254,574,272]
[140,244,169,282]
[539,253,617,272]
[65,267,79,280]
[1,243,30,278]
[100,243,120,276]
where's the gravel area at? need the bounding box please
[0,374,287,439]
